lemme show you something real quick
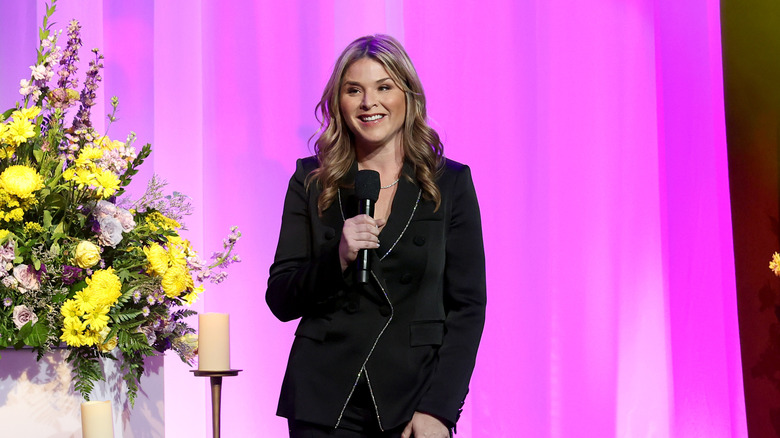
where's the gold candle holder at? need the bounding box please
[191,369,242,438]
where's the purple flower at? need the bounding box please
[138,325,156,346]
[211,272,228,284]
[62,265,84,285]
[3,297,11,307]
[35,264,47,282]
[97,216,123,247]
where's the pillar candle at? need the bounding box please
[81,400,114,438]
[198,313,230,370]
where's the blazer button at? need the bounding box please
[379,305,391,317]
[400,273,413,284]
[324,228,336,240]
[413,235,425,246]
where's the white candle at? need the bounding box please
[198,313,230,370]
[81,400,114,438]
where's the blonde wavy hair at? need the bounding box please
[308,34,444,215]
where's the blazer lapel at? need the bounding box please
[376,161,420,260]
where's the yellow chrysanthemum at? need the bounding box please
[60,299,84,318]
[94,169,119,198]
[0,165,44,199]
[161,264,192,299]
[95,136,125,151]
[12,106,41,121]
[83,306,110,331]
[71,169,96,188]
[167,242,188,268]
[60,316,86,347]
[182,285,204,306]
[86,268,122,307]
[144,243,169,276]
[4,118,35,146]
[80,328,101,347]
[0,145,15,159]
[74,292,96,315]
[770,252,780,277]
[74,147,103,166]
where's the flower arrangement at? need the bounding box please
[0,2,241,404]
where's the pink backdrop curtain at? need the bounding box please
[0,0,746,436]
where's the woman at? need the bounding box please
[266,35,486,438]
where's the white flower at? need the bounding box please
[2,276,18,288]
[19,79,33,96]
[30,64,47,80]
[12,305,38,329]
[92,200,117,221]
[114,207,136,232]
[13,264,40,292]
[97,216,124,247]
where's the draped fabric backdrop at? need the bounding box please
[0,0,747,436]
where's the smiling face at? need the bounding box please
[339,57,407,154]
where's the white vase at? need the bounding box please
[0,347,164,438]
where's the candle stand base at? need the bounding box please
[191,369,242,438]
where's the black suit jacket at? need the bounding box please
[266,156,486,431]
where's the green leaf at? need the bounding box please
[44,193,67,210]
[52,292,69,304]
[23,323,49,347]
[1,108,13,121]
[16,320,33,342]
[69,280,87,294]
[43,209,53,229]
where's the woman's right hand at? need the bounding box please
[339,214,385,272]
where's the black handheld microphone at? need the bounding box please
[354,170,381,284]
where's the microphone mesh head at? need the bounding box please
[355,170,381,201]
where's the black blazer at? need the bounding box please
[266,156,486,431]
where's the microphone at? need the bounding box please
[354,170,381,284]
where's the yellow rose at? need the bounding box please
[98,326,118,352]
[75,240,101,268]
